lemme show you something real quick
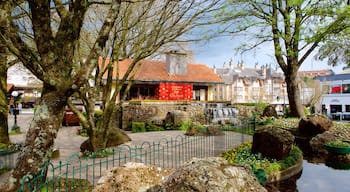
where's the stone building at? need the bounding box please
[212,61,287,107]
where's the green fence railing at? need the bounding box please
[17,119,254,192]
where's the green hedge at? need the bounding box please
[131,122,146,133]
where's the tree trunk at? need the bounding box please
[285,70,305,118]
[5,88,68,192]
[0,40,10,144]
[80,105,131,152]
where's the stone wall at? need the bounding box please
[119,101,206,130]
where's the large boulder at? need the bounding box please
[299,115,333,137]
[309,131,337,156]
[155,157,266,192]
[252,126,295,160]
[164,110,189,129]
[185,124,224,136]
[262,105,278,117]
[93,162,174,192]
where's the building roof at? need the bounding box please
[7,84,14,92]
[315,73,350,82]
[104,58,224,84]
[298,69,334,78]
[214,64,283,84]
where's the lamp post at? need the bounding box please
[11,91,19,129]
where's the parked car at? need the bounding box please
[62,107,83,126]
[22,101,35,108]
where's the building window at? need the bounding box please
[346,105,350,112]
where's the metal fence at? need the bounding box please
[14,120,255,192]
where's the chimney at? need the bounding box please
[239,61,244,69]
[166,50,188,75]
[267,64,272,76]
[255,63,259,69]
[229,59,234,69]
[223,62,227,69]
[213,65,217,74]
[261,65,266,77]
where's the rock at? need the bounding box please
[184,123,203,136]
[185,124,224,136]
[164,110,189,129]
[262,105,278,117]
[299,115,333,137]
[106,127,131,147]
[309,131,338,156]
[252,126,295,160]
[93,162,174,192]
[80,138,94,152]
[154,157,266,192]
[206,125,224,136]
[51,148,60,159]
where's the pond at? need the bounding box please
[297,160,350,192]
[272,160,350,191]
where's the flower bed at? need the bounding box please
[220,142,303,184]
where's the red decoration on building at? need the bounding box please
[157,83,193,100]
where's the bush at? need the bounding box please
[145,120,164,132]
[283,106,291,117]
[131,122,146,133]
[178,121,192,131]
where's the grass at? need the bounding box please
[9,130,22,135]
[325,141,350,148]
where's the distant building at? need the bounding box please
[212,61,287,109]
[7,64,42,106]
[315,72,350,120]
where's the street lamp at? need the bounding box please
[11,91,19,129]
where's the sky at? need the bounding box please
[191,36,346,74]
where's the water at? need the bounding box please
[204,103,239,125]
[271,160,350,192]
[296,160,350,192]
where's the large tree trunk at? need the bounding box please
[285,70,305,118]
[5,88,68,192]
[0,40,10,144]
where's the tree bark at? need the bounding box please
[5,87,68,192]
[0,40,10,144]
[284,68,305,118]
[0,2,10,144]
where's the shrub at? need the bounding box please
[256,117,274,125]
[131,122,146,133]
[178,121,192,131]
[0,143,7,150]
[164,122,174,130]
[283,106,291,117]
[145,120,164,132]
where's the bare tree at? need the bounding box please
[0,0,221,191]
[219,0,350,117]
